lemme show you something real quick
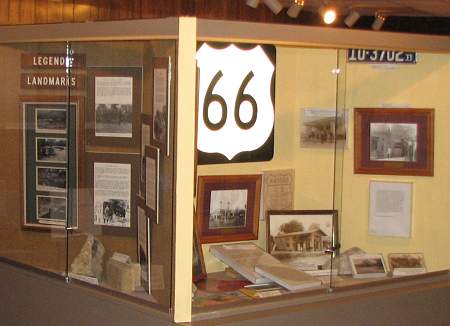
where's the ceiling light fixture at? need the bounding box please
[287,0,305,18]
[318,3,337,24]
[263,0,283,15]
[246,0,260,9]
[372,12,387,30]
[344,9,360,27]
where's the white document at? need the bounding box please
[94,162,131,228]
[262,169,295,219]
[369,181,412,237]
[95,77,132,105]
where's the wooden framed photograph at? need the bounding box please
[196,174,261,243]
[349,253,388,278]
[354,108,434,176]
[151,57,171,156]
[193,226,207,282]
[266,210,338,271]
[145,146,160,224]
[388,253,427,276]
[86,66,142,149]
[140,113,152,194]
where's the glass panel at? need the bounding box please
[0,42,72,277]
[66,40,176,310]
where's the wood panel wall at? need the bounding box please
[0,0,313,26]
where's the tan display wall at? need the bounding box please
[198,47,450,273]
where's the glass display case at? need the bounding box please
[0,17,449,324]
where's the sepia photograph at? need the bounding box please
[36,166,67,192]
[388,253,426,270]
[196,174,261,243]
[95,104,133,138]
[349,253,387,278]
[267,210,338,271]
[35,108,67,133]
[300,108,347,148]
[208,189,248,229]
[370,123,417,162]
[36,137,67,163]
[36,195,66,222]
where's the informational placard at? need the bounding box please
[347,49,416,64]
[369,181,412,237]
[262,169,294,219]
[93,162,131,228]
[21,73,85,90]
[21,53,86,69]
[95,76,133,138]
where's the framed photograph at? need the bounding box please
[85,152,139,236]
[300,108,347,148]
[369,181,412,238]
[137,199,151,293]
[193,226,207,282]
[196,175,261,243]
[266,210,338,271]
[36,195,66,225]
[35,108,67,133]
[86,67,142,149]
[145,146,160,224]
[36,166,67,192]
[354,108,434,176]
[140,114,152,190]
[151,57,171,156]
[349,253,388,278]
[388,253,427,276]
[22,97,83,230]
[36,137,67,163]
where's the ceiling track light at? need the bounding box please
[318,3,337,25]
[263,0,283,15]
[344,9,360,28]
[246,0,260,9]
[372,12,387,30]
[287,0,305,18]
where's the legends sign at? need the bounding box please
[21,73,86,90]
[21,53,86,69]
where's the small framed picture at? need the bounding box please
[36,195,67,226]
[388,253,427,276]
[266,210,338,271]
[86,67,142,149]
[151,57,171,156]
[196,174,261,243]
[354,108,434,176]
[145,146,160,224]
[35,137,67,163]
[140,114,152,189]
[35,108,67,134]
[349,253,388,278]
[36,166,67,192]
[137,199,151,294]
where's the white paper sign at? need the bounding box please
[369,181,412,237]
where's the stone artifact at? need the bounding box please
[70,235,105,281]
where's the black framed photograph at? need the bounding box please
[35,137,67,163]
[86,67,142,149]
[354,108,434,176]
[266,210,338,271]
[35,108,67,133]
[151,57,171,156]
[137,198,151,294]
[36,166,67,192]
[36,195,66,225]
[196,174,261,243]
[145,146,160,224]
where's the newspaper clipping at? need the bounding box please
[262,169,295,219]
[94,162,131,227]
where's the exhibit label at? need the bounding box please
[347,49,416,64]
[21,73,86,90]
[21,53,86,69]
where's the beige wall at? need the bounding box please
[199,47,450,273]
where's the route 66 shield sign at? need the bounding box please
[196,43,275,164]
